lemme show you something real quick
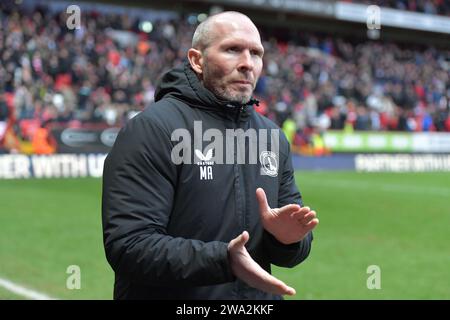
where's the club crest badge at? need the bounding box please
[260,151,278,177]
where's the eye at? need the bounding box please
[251,49,263,57]
[226,46,240,53]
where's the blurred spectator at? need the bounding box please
[343,0,450,16]
[0,1,449,155]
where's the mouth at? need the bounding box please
[233,81,253,86]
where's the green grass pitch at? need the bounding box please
[1,171,449,299]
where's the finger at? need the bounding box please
[259,273,296,296]
[304,218,319,231]
[299,211,317,224]
[256,188,270,212]
[241,231,249,244]
[248,256,296,296]
[262,274,296,296]
[286,286,296,296]
[278,203,301,216]
[290,206,311,219]
[229,231,249,249]
[286,287,296,296]
[237,231,249,247]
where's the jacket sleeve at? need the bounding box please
[263,132,314,268]
[102,113,235,286]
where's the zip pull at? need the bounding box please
[237,105,245,122]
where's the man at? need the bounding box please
[102,11,318,300]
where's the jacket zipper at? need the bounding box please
[235,105,245,123]
[234,105,247,298]
[234,105,245,232]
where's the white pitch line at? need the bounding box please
[0,277,57,300]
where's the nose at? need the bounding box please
[237,50,254,73]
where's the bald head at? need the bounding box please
[192,11,260,52]
[187,11,264,104]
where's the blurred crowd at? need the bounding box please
[345,0,450,16]
[0,1,449,154]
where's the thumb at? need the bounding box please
[256,188,270,215]
[237,231,249,247]
[230,231,249,249]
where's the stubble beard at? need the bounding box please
[210,84,252,105]
[202,64,252,105]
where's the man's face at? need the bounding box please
[201,19,264,104]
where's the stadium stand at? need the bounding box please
[0,0,449,154]
[344,0,450,16]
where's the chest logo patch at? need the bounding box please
[260,151,278,177]
[195,149,214,180]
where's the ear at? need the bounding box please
[187,48,204,75]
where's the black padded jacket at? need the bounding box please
[102,61,314,300]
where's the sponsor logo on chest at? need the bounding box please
[195,149,214,180]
